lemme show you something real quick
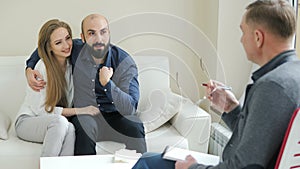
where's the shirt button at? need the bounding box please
[92,89,95,92]
[92,79,95,82]
[112,102,114,104]
[94,65,97,68]
[104,89,107,92]
[97,104,100,107]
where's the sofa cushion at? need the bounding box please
[0,134,42,156]
[0,134,41,169]
[138,89,182,133]
[146,123,188,152]
[0,112,11,140]
[134,56,170,113]
[0,56,27,122]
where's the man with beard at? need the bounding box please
[25,14,147,155]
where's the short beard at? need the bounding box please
[87,40,110,59]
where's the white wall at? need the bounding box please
[0,0,251,103]
[216,1,254,98]
[0,0,217,54]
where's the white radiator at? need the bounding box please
[208,122,232,160]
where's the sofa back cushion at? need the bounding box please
[0,56,27,121]
[133,56,182,133]
[133,56,170,112]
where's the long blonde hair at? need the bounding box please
[37,19,72,113]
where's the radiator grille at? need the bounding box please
[209,122,232,160]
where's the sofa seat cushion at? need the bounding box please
[0,128,42,168]
[96,123,188,154]
[0,135,41,169]
[94,123,188,154]
[146,122,188,153]
[0,135,41,156]
[0,130,40,169]
[0,155,39,169]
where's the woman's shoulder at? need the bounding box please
[35,59,46,70]
[35,60,47,79]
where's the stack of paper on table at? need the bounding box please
[114,149,142,164]
[162,146,220,166]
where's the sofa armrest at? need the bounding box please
[170,98,211,153]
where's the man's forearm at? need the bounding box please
[221,105,241,131]
[26,49,40,69]
[108,80,139,115]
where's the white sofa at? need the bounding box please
[0,55,211,169]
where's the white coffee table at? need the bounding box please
[40,154,137,169]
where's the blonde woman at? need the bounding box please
[15,19,99,157]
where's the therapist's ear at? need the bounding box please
[254,29,264,48]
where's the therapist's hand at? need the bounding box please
[205,80,239,113]
[175,155,197,169]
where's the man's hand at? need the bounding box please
[99,66,113,86]
[26,68,46,92]
[205,80,239,113]
[175,155,197,169]
[75,106,100,116]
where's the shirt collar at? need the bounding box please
[252,50,297,82]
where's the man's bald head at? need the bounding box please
[81,14,109,37]
[80,14,111,59]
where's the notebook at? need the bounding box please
[162,146,220,166]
